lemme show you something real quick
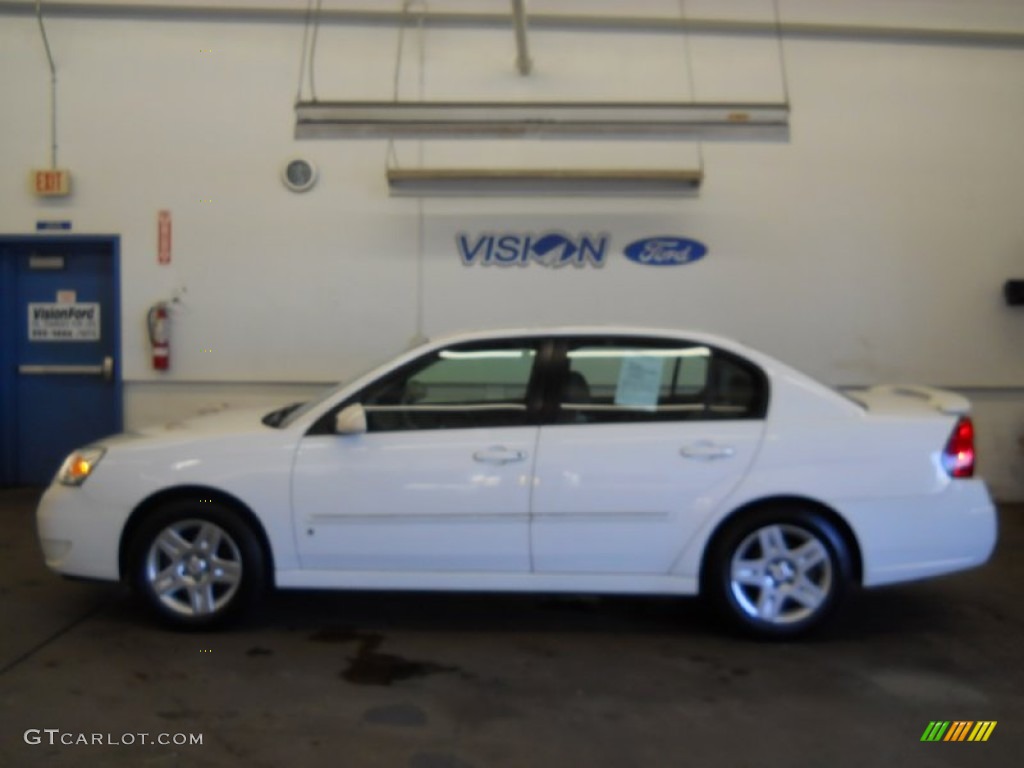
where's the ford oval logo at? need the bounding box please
[623,236,707,267]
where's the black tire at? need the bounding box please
[128,499,267,629]
[703,505,852,639]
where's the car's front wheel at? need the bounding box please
[129,500,266,628]
[704,506,852,638]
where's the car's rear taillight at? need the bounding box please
[942,416,975,478]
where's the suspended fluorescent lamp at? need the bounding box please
[295,101,788,141]
[387,168,703,197]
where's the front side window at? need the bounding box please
[557,338,766,424]
[359,341,538,432]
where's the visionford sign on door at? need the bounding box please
[456,232,707,268]
[28,302,101,341]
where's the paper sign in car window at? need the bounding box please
[614,354,664,410]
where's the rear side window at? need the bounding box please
[708,354,764,417]
[556,338,767,424]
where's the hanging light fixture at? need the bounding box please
[386,167,703,197]
[295,100,789,141]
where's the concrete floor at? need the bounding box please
[1,487,1021,768]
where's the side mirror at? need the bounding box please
[334,403,367,435]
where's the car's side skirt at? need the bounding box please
[275,569,699,595]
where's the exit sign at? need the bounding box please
[30,169,72,197]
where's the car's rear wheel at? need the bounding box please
[129,500,266,628]
[704,506,852,638]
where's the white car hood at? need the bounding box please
[135,405,278,439]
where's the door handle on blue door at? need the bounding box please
[680,443,735,461]
[473,447,526,465]
[18,355,114,383]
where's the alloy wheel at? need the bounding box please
[143,518,243,618]
[728,523,834,625]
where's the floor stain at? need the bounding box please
[409,752,476,768]
[363,702,428,727]
[157,708,202,721]
[309,627,461,686]
[687,654,753,684]
[347,652,459,686]
[869,670,989,704]
[309,627,367,644]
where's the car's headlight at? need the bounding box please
[57,447,106,486]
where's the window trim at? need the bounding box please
[305,334,769,436]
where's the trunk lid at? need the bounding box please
[843,384,971,417]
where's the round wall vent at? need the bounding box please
[281,158,318,192]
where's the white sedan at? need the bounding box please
[37,327,996,637]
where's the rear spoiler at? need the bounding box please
[857,385,971,416]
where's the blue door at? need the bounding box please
[0,237,122,486]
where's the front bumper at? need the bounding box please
[36,482,124,582]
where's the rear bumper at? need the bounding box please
[840,480,997,587]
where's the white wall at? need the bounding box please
[1,1,1022,498]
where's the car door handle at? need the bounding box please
[473,447,527,465]
[680,443,735,461]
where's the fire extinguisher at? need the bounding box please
[147,302,170,370]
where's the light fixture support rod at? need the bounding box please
[511,0,532,75]
[35,0,58,168]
